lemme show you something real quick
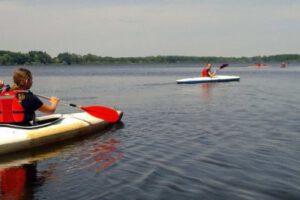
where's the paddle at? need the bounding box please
[36,94,120,123]
[216,63,229,72]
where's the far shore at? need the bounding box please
[0,50,299,66]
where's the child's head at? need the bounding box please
[13,68,32,90]
[206,63,212,69]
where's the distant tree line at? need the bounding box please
[1,50,299,65]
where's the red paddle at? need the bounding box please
[80,106,119,123]
[36,94,120,123]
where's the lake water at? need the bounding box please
[0,64,300,200]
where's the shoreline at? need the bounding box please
[0,50,299,66]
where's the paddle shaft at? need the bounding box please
[35,93,120,123]
[36,94,80,109]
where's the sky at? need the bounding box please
[0,0,299,57]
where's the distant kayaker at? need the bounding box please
[201,63,216,77]
[0,68,60,125]
[281,62,287,68]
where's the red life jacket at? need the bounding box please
[0,90,25,123]
[202,69,209,77]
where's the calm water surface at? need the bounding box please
[0,64,300,200]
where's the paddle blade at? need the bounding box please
[81,106,120,123]
[219,64,228,69]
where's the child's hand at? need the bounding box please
[50,96,60,105]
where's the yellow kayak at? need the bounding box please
[0,111,123,155]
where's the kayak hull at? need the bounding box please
[176,75,240,84]
[0,111,123,155]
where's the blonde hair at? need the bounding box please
[11,68,32,90]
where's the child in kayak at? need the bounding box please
[201,63,216,77]
[0,68,59,125]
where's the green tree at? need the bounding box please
[0,54,12,65]
[28,51,52,64]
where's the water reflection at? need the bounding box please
[91,122,125,172]
[92,138,124,172]
[0,163,56,200]
[0,122,125,199]
[0,144,63,200]
[199,83,216,102]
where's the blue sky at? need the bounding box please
[0,0,299,57]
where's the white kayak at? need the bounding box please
[0,111,123,155]
[176,75,240,84]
